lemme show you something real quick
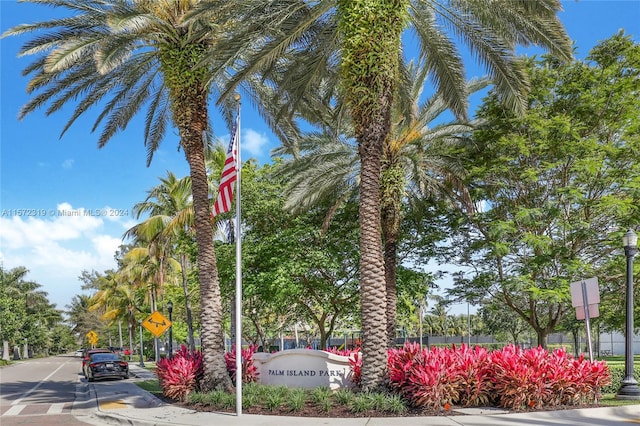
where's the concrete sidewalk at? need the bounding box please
[89,364,640,426]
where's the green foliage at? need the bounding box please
[265,392,284,411]
[449,33,640,344]
[286,388,306,412]
[600,363,640,395]
[216,162,361,347]
[159,43,209,94]
[334,388,354,405]
[310,386,333,404]
[0,265,66,355]
[186,382,414,415]
[337,0,408,122]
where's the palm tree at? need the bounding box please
[89,269,145,353]
[277,64,488,347]
[4,0,235,391]
[131,171,198,351]
[66,294,105,342]
[198,0,572,390]
[0,266,62,355]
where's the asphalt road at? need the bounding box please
[0,353,114,426]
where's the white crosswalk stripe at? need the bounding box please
[2,405,26,416]
[2,403,70,417]
[47,402,66,414]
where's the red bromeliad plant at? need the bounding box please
[489,345,550,409]
[451,344,494,407]
[224,344,259,385]
[325,346,362,385]
[489,345,611,410]
[388,342,461,410]
[155,345,204,401]
[386,343,610,411]
[348,350,362,386]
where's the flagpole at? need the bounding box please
[234,94,243,416]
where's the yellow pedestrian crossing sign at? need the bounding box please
[142,311,172,338]
[86,331,98,346]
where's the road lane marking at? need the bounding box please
[47,402,66,414]
[2,404,26,416]
[11,360,70,406]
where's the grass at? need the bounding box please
[599,394,640,407]
[600,396,640,407]
[135,379,162,396]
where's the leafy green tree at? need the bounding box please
[49,324,77,354]
[0,266,28,346]
[394,266,438,341]
[88,269,147,350]
[4,0,236,391]
[448,33,640,347]
[199,0,571,390]
[216,162,362,349]
[0,265,63,356]
[66,294,105,343]
[477,301,531,345]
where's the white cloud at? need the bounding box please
[62,158,74,169]
[242,128,269,158]
[92,234,123,264]
[0,202,126,309]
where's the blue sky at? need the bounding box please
[1,1,639,313]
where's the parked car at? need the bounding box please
[74,348,84,357]
[85,352,129,382]
[108,346,123,355]
[81,348,113,377]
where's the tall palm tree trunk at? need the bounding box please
[382,207,400,349]
[180,253,196,351]
[338,0,407,391]
[177,94,232,392]
[381,162,403,348]
[357,111,391,391]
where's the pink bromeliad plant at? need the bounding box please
[155,345,204,401]
[387,342,464,409]
[386,342,610,411]
[489,345,611,409]
[224,344,259,385]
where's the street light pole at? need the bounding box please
[138,322,145,368]
[617,229,640,400]
[167,300,173,359]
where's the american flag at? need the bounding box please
[212,120,239,217]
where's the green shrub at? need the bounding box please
[310,386,332,404]
[601,364,640,394]
[349,394,374,413]
[187,392,205,404]
[335,389,354,406]
[265,392,284,411]
[383,394,408,414]
[286,388,306,412]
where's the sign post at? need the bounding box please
[570,277,600,361]
[142,311,172,338]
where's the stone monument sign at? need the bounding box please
[252,349,355,390]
